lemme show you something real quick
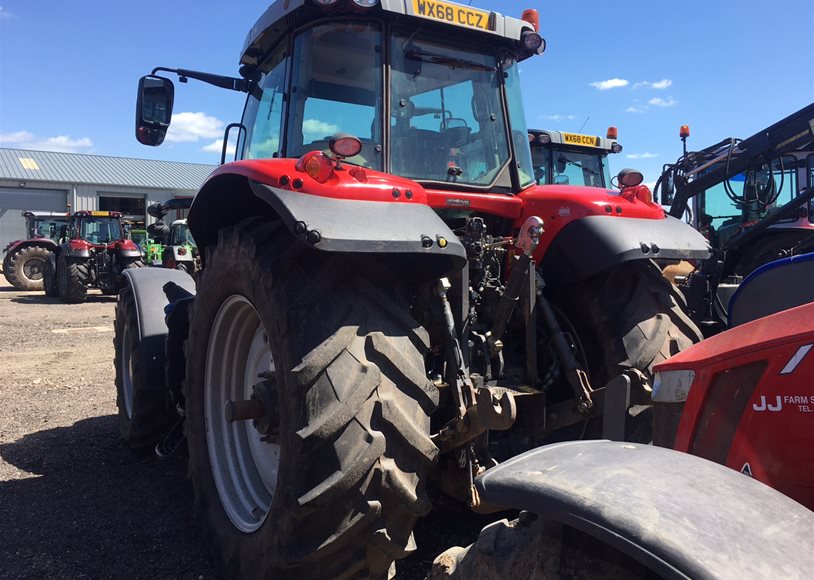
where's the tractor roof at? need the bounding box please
[529,129,622,154]
[22,211,71,218]
[73,210,123,219]
[241,0,536,68]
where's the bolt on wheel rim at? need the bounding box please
[205,295,279,533]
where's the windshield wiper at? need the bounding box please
[405,49,496,72]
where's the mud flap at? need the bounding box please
[471,440,814,579]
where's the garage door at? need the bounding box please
[0,187,67,250]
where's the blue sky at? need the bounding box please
[1,0,812,186]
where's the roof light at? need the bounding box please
[528,133,535,143]
[351,0,379,7]
[537,133,551,144]
[607,126,618,140]
[680,125,690,138]
[312,0,341,5]
[611,143,623,153]
[521,9,540,32]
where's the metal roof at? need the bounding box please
[0,148,216,191]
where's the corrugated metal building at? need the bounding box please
[0,148,215,251]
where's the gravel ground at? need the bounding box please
[0,281,491,579]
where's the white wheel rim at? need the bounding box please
[205,295,279,533]
[121,323,135,419]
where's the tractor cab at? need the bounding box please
[137,0,544,195]
[73,213,124,245]
[529,128,622,189]
[23,211,71,241]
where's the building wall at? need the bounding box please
[0,179,196,223]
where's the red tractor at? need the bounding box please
[114,1,725,577]
[44,211,144,303]
[2,211,70,291]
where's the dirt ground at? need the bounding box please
[0,282,489,579]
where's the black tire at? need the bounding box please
[114,284,177,450]
[107,258,146,294]
[5,246,51,291]
[560,260,703,444]
[57,253,88,303]
[184,218,438,579]
[43,257,59,297]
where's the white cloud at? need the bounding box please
[165,112,224,143]
[625,105,647,113]
[0,131,93,153]
[542,114,576,121]
[201,139,237,159]
[590,78,629,91]
[626,152,659,160]
[648,97,677,107]
[0,130,35,143]
[633,79,672,90]
[0,6,12,20]
[302,119,339,141]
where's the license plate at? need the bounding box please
[562,132,600,147]
[411,0,494,32]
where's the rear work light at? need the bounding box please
[295,151,335,183]
[521,30,545,52]
[351,0,379,7]
[177,246,188,256]
[611,142,623,153]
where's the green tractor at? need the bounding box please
[146,199,199,273]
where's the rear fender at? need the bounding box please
[476,440,814,579]
[187,165,466,283]
[540,215,710,286]
[120,268,197,394]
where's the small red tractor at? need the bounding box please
[43,210,144,302]
[110,1,813,577]
[654,251,814,510]
[2,211,70,291]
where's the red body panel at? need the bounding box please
[212,159,668,265]
[515,184,665,262]
[207,159,431,205]
[659,302,814,509]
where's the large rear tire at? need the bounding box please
[6,246,51,291]
[114,284,177,450]
[57,253,88,303]
[560,260,703,445]
[184,218,439,579]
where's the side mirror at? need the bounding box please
[49,224,56,237]
[59,225,68,240]
[136,75,174,146]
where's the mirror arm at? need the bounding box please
[151,67,250,93]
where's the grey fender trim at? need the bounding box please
[120,268,196,398]
[541,215,711,285]
[119,249,143,259]
[476,440,814,580]
[249,181,467,281]
[122,267,196,341]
